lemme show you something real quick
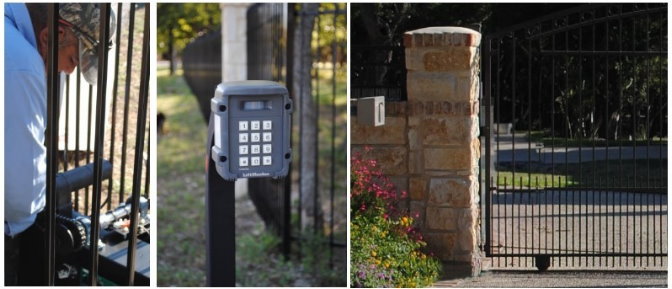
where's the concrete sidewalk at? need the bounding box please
[434,270,668,288]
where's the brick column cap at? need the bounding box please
[404,27,481,48]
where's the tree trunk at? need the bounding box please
[293,3,324,233]
[168,24,176,75]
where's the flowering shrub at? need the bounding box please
[350,149,441,288]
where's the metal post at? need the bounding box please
[45,3,60,286]
[282,2,295,259]
[106,2,124,210]
[205,116,236,286]
[127,6,151,285]
[89,4,112,285]
[120,4,137,205]
[482,37,492,256]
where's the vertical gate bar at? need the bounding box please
[493,177,498,267]
[45,4,60,285]
[283,2,295,259]
[598,176,609,267]
[591,18,597,266]
[65,75,70,172]
[612,176,617,267]
[657,10,663,268]
[632,15,637,189]
[617,6,624,267]
[550,33,556,262]
[518,176,522,265]
[89,4,111,285]
[629,18,637,267]
[329,7,338,268]
[603,17,611,267]
[644,10,651,268]
[626,176,630,266]
[297,5,304,245]
[107,3,124,210]
[86,85,93,216]
[483,37,492,255]
[564,20,570,267]
[537,40,544,257]
[504,177,508,265]
[120,4,137,206]
[526,37,532,264]
[578,21,584,264]
[75,67,81,212]
[495,38,502,267]
[539,175,548,254]
[510,35,519,266]
[127,8,150,284]
[144,122,151,198]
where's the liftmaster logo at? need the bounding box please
[242,172,270,178]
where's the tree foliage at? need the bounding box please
[157,3,221,58]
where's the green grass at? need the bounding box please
[496,159,667,189]
[157,68,208,286]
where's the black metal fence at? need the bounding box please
[182,30,222,123]
[246,2,347,266]
[351,45,407,101]
[43,3,151,285]
[482,3,667,270]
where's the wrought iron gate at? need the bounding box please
[482,4,667,270]
[41,3,151,285]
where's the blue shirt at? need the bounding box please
[4,3,47,236]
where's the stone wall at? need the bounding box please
[351,26,483,277]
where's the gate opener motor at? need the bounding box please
[210,81,292,180]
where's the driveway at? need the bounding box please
[437,270,668,288]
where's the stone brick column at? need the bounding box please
[403,27,483,276]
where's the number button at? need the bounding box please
[263,156,272,166]
[251,157,261,166]
[251,145,261,154]
[239,157,249,167]
[239,121,248,131]
[262,132,272,142]
[262,120,272,130]
[251,121,261,130]
[239,145,249,155]
[239,133,248,143]
[262,144,272,154]
[250,133,260,143]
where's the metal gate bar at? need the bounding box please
[126,8,151,284]
[45,4,60,285]
[88,4,112,284]
[107,3,123,210]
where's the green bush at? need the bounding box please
[350,150,441,287]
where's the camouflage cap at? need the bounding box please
[58,3,116,85]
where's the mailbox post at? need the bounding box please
[205,81,292,286]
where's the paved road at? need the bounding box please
[493,135,667,164]
[486,189,667,270]
[438,271,668,288]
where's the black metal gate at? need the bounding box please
[482,4,667,269]
[41,3,151,285]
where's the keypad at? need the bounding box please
[237,119,273,167]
